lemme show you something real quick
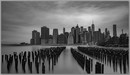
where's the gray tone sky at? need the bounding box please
[1,1,129,44]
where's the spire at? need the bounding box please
[122,29,123,34]
[92,19,94,24]
[76,24,79,28]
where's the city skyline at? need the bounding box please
[2,1,129,44]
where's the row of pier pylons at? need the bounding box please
[71,48,104,74]
[2,47,66,73]
[77,46,129,74]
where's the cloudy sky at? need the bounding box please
[1,1,129,44]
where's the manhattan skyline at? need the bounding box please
[2,1,129,44]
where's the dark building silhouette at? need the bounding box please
[80,26,84,43]
[64,32,69,44]
[30,30,40,45]
[80,26,84,34]
[68,32,74,44]
[71,27,76,44]
[91,21,95,44]
[41,26,49,45]
[29,22,128,47]
[119,29,128,47]
[58,34,66,44]
[48,35,53,44]
[113,24,117,37]
[87,26,92,44]
[53,29,58,44]
[75,24,80,44]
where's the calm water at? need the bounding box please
[1,45,129,74]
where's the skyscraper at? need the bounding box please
[92,24,95,32]
[98,28,101,43]
[105,28,108,35]
[48,35,53,44]
[83,31,87,44]
[98,28,101,33]
[113,24,117,37]
[41,26,49,45]
[75,24,80,43]
[58,34,66,44]
[71,27,76,44]
[88,26,92,43]
[88,26,91,32]
[68,32,74,44]
[53,29,58,44]
[80,26,83,34]
[91,21,95,44]
[64,32,69,44]
[30,30,40,45]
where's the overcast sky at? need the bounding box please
[1,1,129,44]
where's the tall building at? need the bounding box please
[88,26,91,32]
[48,35,53,44]
[98,28,101,33]
[63,27,65,34]
[58,34,66,44]
[113,24,117,37]
[80,26,84,43]
[41,26,49,45]
[86,31,92,44]
[91,21,95,44]
[93,31,99,44]
[98,28,101,43]
[80,26,84,34]
[71,27,76,43]
[68,32,74,44]
[92,24,95,32]
[64,32,69,44]
[83,28,87,32]
[71,27,75,36]
[83,31,87,44]
[53,29,58,44]
[88,26,92,43]
[30,30,40,45]
[105,28,108,36]
[75,24,80,43]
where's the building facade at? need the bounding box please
[41,26,49,45]
[30,30,40,45]
[53,29,58,44]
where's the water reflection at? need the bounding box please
[77,47,129,74]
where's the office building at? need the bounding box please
[75,24,80,43]
[80,26,84,34]
[30,30,40,45]
[48,35,53,44]
[58,34,66,44]
[113,24,117,37]
[41,26,49,45]
[53,29,58,44]
[71,27,76,43]
[68,32,74,44]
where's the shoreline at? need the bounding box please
[1,44,129,50]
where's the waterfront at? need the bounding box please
[1,45,129,74]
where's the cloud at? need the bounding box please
[1,1,129,44]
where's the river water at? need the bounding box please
[1,45,129,74]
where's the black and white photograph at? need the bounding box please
[1,0,129,74]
